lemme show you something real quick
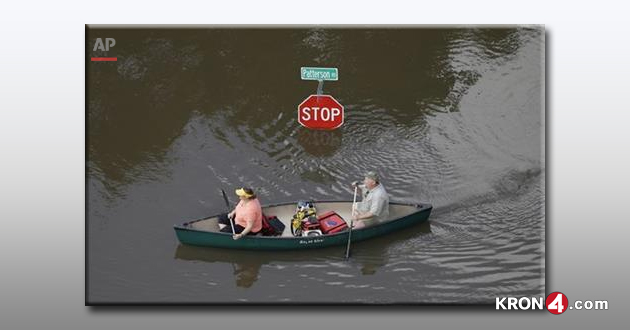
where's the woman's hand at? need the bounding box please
[233,218,254,240]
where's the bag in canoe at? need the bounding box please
[290,201,317,237]
[261,214,285,236]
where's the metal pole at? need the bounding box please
[345,186,358,259]
[221,189,236,235]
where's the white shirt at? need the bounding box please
[356,183,389,224]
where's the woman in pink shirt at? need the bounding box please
[218,187,263,240]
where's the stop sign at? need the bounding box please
[298,94,344,130]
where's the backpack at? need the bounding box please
[261,214,285,236]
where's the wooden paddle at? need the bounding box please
[221,189,236,235]
[345,186,358,259]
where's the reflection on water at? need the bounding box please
[296,128,343,157]
[87,27,544,303]
[174,221,432,289]
[233,263,260,289]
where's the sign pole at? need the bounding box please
[317,79,324,96]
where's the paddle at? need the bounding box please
[345,186,358,259]
[221,189,236,235]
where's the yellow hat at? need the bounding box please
[235,188,254,198]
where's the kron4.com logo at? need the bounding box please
[495,292,608,314]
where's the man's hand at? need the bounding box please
[353,211,373,221]
[233,233,243,240]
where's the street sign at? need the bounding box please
[298,95,344,130]
[301,67,339,81]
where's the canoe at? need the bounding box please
[173,201,432,250]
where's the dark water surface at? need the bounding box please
[87,27,544,303]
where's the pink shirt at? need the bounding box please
[234,198,262,233]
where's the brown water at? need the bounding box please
[87,27,544,304]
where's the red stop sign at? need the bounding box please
[298,94,344,130]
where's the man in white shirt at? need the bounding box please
[352,171,389,228]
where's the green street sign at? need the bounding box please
[301,67,339,81]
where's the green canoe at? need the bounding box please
[173,201,432,250]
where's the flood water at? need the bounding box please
[87,27,545,304]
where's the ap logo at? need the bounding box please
[93,38,116,51]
